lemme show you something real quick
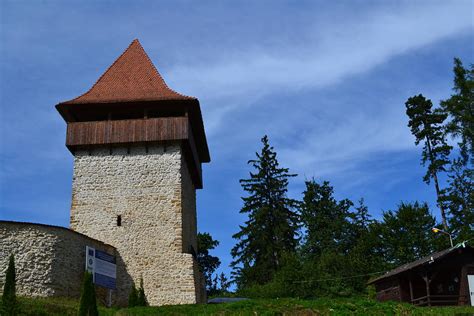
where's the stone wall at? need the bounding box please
[0,221,115,302]
[69,143,205,306]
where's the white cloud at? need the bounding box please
[162,1,472,181]
[166,1,472,133]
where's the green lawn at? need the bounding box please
[3,296,474,315]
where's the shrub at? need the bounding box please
[129,278,147,307]
[78,271,98,316]
[128,286,138,307]
[137,278,148,307]
[2,254,17,316]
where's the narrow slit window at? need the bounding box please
[117,215,122,227]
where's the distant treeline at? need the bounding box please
[198,58,473,298]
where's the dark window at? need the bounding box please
[117,215,122,226]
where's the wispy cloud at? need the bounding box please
[166,1,472,134]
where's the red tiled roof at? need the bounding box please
[60,39,194,104]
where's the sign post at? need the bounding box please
[85,246,117,307]
[468,275,474,307]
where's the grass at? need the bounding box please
[2,296,474,315]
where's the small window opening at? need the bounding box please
[117,215,122,226]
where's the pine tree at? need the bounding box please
[78,271,98,316]
[439,58,473,242]
[300,180,353,257]
[405,94,452,230]
[2,254,17,316]
[440,58,474,162]
[231,135,299,288]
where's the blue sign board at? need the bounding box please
[85,246,117,290]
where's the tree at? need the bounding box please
[78,271,98,316]
[405,94,452,229]
[377,202,440,266]
[2,254,17,316]
[440,58,474,162]
[197,232,221,294]
[300,180,353,257]
[439,58,474,242]
[231,135,299,288]
[442,160,474,242]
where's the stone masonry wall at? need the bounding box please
[0,221,115,302]
[69,143,203,306]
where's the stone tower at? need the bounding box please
[56,40,210,306]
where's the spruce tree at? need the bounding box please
[78,271,98,316]
[405,94,452,230]
[300,180,353,257]
[231,135,299,288]
[2,254,17,316]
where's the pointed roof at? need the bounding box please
[60,39,194,104]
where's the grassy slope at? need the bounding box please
[4,296,474,315]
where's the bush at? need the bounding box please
[78,271,98,316]
[128,286,138,307]
[129,278,147,307]
[2,254,17,316]
[137,278,148,307]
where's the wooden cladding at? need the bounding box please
[66,117,203,188]
[66,117,189,146]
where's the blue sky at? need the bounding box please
[0,1,473,278]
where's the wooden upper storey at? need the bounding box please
[56,39,210,188]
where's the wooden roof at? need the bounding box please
[368,243,473,284]
[59,39,194,104]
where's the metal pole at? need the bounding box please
[107,289,112,308]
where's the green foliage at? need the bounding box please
[78,271,98,316]
[197,232,221,294]
[136,278,147,307]
[129,278,147,307]
[405,94,452,229]
[443,159,474,242]
[439,58,473,242]
[2,254,17,316]
[3,296,474,316]
[301,179,353,257]
[377,202,442,266]
[208,272,231,297]
[128,287,138,308]
[440,58,474,162]
[231,135,299,288]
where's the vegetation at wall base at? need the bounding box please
[78,271,99,316]
[1,296,473,315]
[1,254,17,316]
[128,278,147,307]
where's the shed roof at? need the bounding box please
[368,243,472,284]
[59,39,194,105]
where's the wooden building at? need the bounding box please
[368,243,474,306]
